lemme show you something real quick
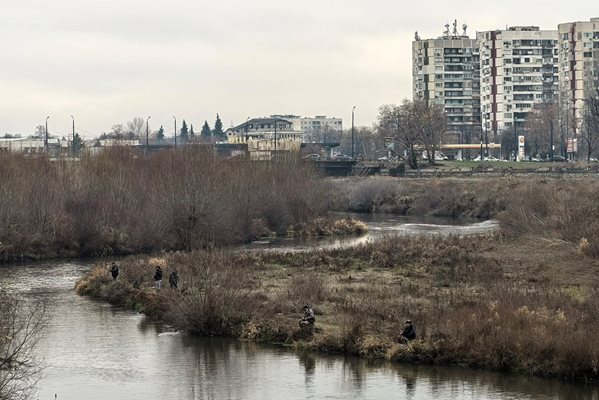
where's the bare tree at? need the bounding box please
[378,100,443,168]
[525,102,559,158]
[378,102,420,168]
[582,88,599,162]
[33,125,45,138]
[126,117,146,139]
[415,99,446,164]
[0,291,46,400]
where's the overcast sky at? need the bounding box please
[1,1,597,138]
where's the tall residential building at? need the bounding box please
[478,26,559,137]
[413,22,481,142]
[558,18,599,134]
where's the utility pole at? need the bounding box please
[513,120,518,161]
[146,116,151,147]
[45,116,50,153]
[71,115,75,156]
[480,127,483,161]
[245,117,249,142]
[173,116,177,149]
[351,106,356,159]
[274,119,277,153]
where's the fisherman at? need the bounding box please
[399,320,416,343]
[299,305,316,328]
[154,266,163,289]
[169,270,179,289]
[110,262,119,280]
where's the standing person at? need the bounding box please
[154,266,163,289]
[110,262,119,280]
[399,320,416,343]
[169,270,179,289]
[299,305,316,328]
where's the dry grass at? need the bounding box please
[77,230,599,383]
[330,176,505,218]
[0,149,329,261]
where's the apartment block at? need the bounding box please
[478,26,559,136]
[413,23,481,140]
[558,18,599,134]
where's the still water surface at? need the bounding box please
[1,215,598,400]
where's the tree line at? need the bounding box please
[98,114,226,143]
[525,88,599,162]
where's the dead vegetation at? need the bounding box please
[77,227,599,382]
[0,149,330,262]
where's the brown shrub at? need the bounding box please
[0,149,328,261]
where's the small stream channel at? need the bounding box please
[1,215,597,400]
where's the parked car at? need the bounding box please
[302,153,320,161]
[551,155,567,162]
[333,154,353,161]
[421,151,448,161]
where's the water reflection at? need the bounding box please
[1,216,598,400]
[244,213,499,252]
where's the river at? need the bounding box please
[1,215,597,400]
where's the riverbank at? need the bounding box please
[76,233,599,383]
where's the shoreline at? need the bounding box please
[75,235,599,385]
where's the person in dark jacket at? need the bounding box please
[154,266,163,289]
[169,270,179,289]
[400,320,416,342]
[299,305,316,328]
[110,263,119,280]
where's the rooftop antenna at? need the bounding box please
[453,19,458,37]
[462,23,468,37]
[414,31,420,41]
[444,23,450,36]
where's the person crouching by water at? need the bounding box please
[399,320,416,343]
[154,266,163,289]
[299,305,315,328]
[110,262,119,281]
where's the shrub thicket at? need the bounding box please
[0,149,328,261]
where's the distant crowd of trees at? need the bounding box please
[97,114,226,143]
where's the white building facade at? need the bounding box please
[478,27,559,136]
[273,115,343,142]
[413,24,481,142]
[558,17,599,134]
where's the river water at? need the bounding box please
[1,215,598,400]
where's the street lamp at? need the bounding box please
[71,115,75,156]
[146,116,151,147]
[173,116,177,149]
[351,106,356,159]
[245,117,250,142]
[45,116,50,152]
[274,119,277,153]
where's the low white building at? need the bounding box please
[277,115,343,142]
[0,136,66,156]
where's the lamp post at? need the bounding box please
[173,116,177,149]
[513,119,518,161]
[245,117,250,142]
[71,115,75,156]
[45,116,50,153]
[351,106,356,159]
[146,116,151,148]
[274,118,278,153]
